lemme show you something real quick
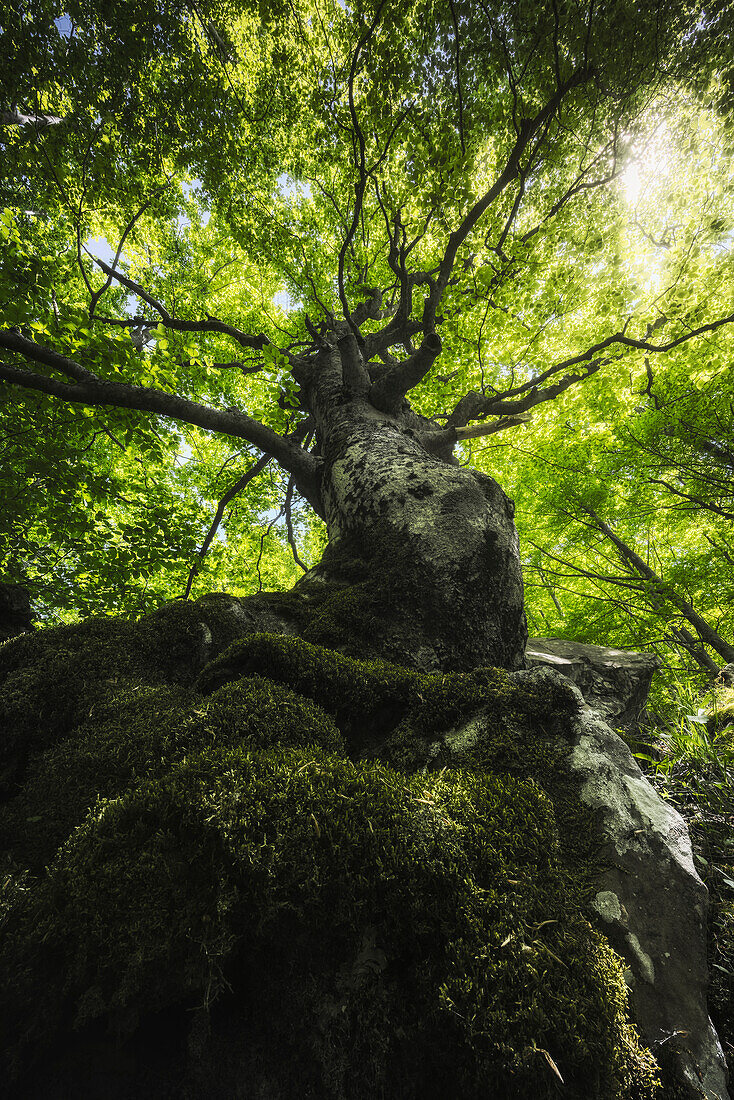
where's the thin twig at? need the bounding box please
[284,476,307,571]
[183,454,271,599]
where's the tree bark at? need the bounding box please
[289,341,528,672]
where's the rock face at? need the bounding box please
[562,680,730,1100]
[526,637,661,728]
[0,583,33,644]
[521,669,728,1100]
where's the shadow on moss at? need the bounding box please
[0,623,661,1098]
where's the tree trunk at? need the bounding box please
[582,504,734,666]
[292,343,527,672]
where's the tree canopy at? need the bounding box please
[2,0,734,682]
[4,8,734,1090]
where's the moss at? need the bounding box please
[0,625,659,1097]
[197,633,579,763]
[1,675,342,871]
[0,596,250,797]
[196,634,598,892]
[208,534,419,665]
[0,617,142,796]
[709,884,734,1076]
[255,529,478,667]
[689,808,734,1077]
[2,745,658,1098]
[197,632,416,731]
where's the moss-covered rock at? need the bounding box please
[2,747,658,1098]
[0,596,254,797]
[0,674,342,871]
[689,811,734,1080]
[0,623,662,1098]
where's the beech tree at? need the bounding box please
[2,0,734,659]
[5,5,734,1096]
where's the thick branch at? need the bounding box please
[364,318,424,360]
[0,330,97,382]
[0,359,323,511]
[455,412,533,440]
[420,412,532,452]
[350,287,385,326]
[422,65,593,331]
[90,257,270,352]
[1,110,64,127]
[338,329,371,395]
[369,333,442,413]
[444,302,734,434]
[430,361,606,450]
[512,309,734,394]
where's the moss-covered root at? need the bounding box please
[1,746,659,1099]
[195,630,580,762]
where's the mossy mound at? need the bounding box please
[0,623,661,1098]
[197,631,577,764]
[0,596,251,796]
[0,674,342,872]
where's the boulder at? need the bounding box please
[441,666,730,1099]
[526,637,661,728]
[563,678,729,1100]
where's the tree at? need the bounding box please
[2,1,734,1094]
[504,362,734,681]
[2,0,734,663]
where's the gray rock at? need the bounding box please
[533,667,729,1100]
[526,636,661,728]
[717,663,734,687]
[437,665,729,1098]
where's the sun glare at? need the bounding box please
[623,162,642,205]
[621,122,672,209]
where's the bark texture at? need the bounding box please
[294,339,528,672]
